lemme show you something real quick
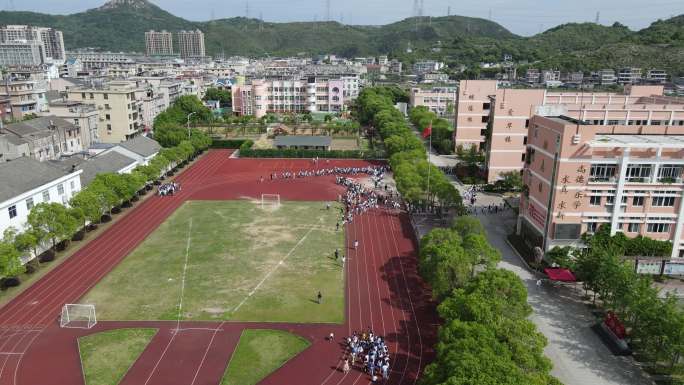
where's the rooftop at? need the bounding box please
[589,135,684,149]
[55,152,137,186]
[0,157,76,204]
[117,135,161,157]
[274,135,332,147]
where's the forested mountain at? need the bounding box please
[0,0,682,76]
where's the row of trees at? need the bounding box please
[0,131,211,287]
[420,217,561,385]
[408,106,454,155]
[356,87,463,212]
[548,226,684,375]
[153,95,214,147]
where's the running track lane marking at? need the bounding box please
[176,218,193,331]
[232,225,317,314]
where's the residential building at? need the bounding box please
[526,69,541,85]
[67,50,135,70]
[0,41,45,66]
[136,86,167,132]
[413,61,445,75]
[177,30,205,59]
[45,99,99,149]
[232,78,345,118]
[409,87,457,117]
[598,69,617,86]
[66,81,143,143]
[454,80,684,182]
[646,69,668,84]
[388,60,403,75]
[541,70,561,83]
[517,115,684,260]
[0,77,48,120]
[618,68,642,85]
[0,25,65,61]
[0,157,82,238]
[0,116,83,161]
[102,135,160,165]
[420,72,450,84]
[145,30,174,56]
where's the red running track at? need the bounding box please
[0,150,438,385]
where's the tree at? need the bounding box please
[497,170,523,191]
[203,87,231,107]
[70,189,102,228]
[27,203,78,250]
[0,240,23,278]
[452,216,486,238]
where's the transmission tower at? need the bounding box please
[259,12,264,32]
[245,1,249,18]
[413,0,419,17]
[447,6,451,16]
[488,9,492,20]
[326,0,331,21]
[595,11,600,24]
[419,0,424,17]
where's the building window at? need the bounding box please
[57,184,65,195]
[627,223,640,233]
[482,102,491,110]
[70,181,75,190]
[25,197,34,211]
[647,223,670,233]
[481,116,489,123]
[106,114,111,120]
[107,124,112,132]
[103,93,108,100]
[590,195,601,206]
[605,196,615,205]
[8,205,17,219]
[589,164,617,182]
[625,164,652,182]
[633,196,644,206]
[652,196,675,207]
[658,165,683,181]
[42,190,50,202]
[586,222,598,233]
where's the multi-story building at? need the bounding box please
[517,115,684,260]
[0,157,82,238]
[388,60,403,75]
[0,41,45,66]
[413,61,445,75]
[0,116,83,161]
[67,81,143,143]
[177,30,205,59]
[526,69,541,85]
[0,25,65,61]
[67,50,136,70]
[0,77,48,120]
[45,99,99,149]
[646,69,668,84]
[136,85,167,132]
[409,87,457,117]
[231,78,345,118]
[598,69,617,85]
[618,68,642,85]
[454,80,684,182]
[145,30,174,56]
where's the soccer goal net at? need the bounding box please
[60,304,97,329]
[261,194,281,209]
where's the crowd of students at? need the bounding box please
[336,177,402,226]
[267,165,390,182]
[341,329,391,381]
[157,182,180,196]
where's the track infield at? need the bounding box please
[79,200,345,323]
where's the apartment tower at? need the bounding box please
[0,25,65,61]
[177,30,205,59]
[145,30,174,56]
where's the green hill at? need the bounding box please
[0,0,682,77]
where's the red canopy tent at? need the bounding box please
[544,268,577,282]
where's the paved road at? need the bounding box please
[452,185,652,385]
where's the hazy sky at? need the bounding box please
[11,0,684,36]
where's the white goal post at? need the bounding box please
[261,194,281,209]
[60,304,97,329]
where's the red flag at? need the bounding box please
[422,122,432,138]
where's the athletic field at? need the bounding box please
[80,200,345,323]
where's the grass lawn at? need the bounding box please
[80,200,345,323]
[221,329,310,385]
[78,328,157,385]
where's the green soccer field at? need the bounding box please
[80,200,345,323]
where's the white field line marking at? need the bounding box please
[232,226,316,314]
[176,218,193,331]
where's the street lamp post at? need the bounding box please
[186,112,197,139]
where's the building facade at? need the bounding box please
[518,115,684,260]
[231,78,345,118]
[0,25,65,62]
[454,80,684,182]
[67,81,143,143]
[0,41,45,66]
[177,30,205,59]
[145,30,174,56]
[0,78,48,120]
[409,87,457,117]
[0,116,83,161]
[45,100,100,149]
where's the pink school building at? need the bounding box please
[518,115,684,260]
[453,80,684,182]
